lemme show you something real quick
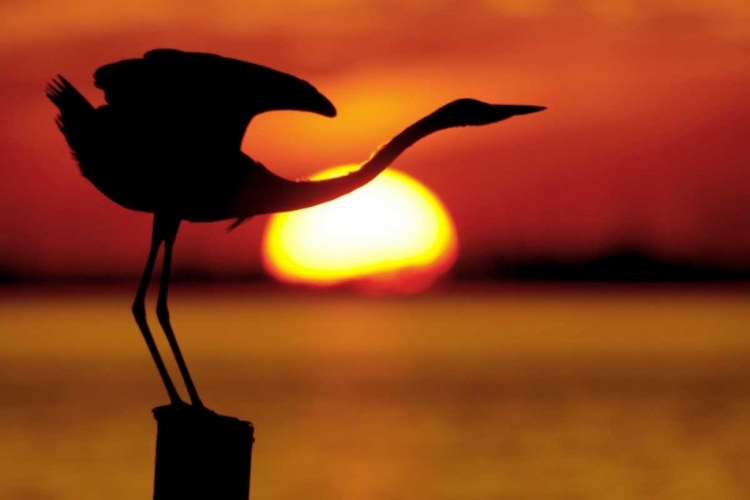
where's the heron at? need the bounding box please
[47,49,545,408]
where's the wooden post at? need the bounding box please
[152,405,255,500]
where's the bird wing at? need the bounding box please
[93,49,336,151]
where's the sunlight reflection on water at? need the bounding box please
[0,287,749,499]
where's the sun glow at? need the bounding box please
[262,167,457,292]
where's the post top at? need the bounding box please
[152,404,254,428]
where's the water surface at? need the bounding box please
[1,287,749,499]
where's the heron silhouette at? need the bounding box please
[47,49,545,408]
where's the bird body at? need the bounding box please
[49,48,338,223]
[47,49,545,408]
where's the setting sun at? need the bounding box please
[262,167,457,292]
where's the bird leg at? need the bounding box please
[155,215,205,408]
[132,216,184,406]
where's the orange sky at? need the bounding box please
[1,0,749,279]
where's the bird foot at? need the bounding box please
[154,400,216,419]
[168,399,217,415]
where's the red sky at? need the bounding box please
[1,0,749,279]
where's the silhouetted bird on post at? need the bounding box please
[47,49,545,408]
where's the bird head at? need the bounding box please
[425,98,545,129]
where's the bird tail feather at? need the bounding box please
[226,217,249,232]
[46,75,95,172]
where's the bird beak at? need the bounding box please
[472,104,544,125]
[497,105,546,116]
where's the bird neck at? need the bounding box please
[230,112,441,218]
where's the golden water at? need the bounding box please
[1,287,749,499]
